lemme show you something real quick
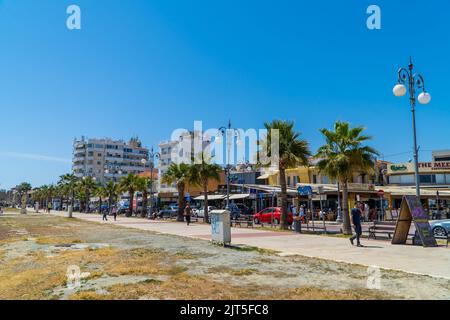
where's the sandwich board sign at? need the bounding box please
[391,195,437,247]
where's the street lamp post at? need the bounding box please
[218,120,241,209]
[143,147,160,218]
[393,57,431,198]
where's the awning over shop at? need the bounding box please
[228,194,250,200]
[193,194,226,201]
[256,174,270,180]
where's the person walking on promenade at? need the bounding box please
[349,202,363,247]
[47,201,52,213]
[110,205,117,221]
[102,206,108,221]
[184,203,192,226]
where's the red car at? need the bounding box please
[253,207,293,225]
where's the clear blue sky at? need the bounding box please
[0,0,449,189]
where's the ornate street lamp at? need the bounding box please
[393,57,431,198]
[217,120,241,209]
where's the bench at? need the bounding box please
[304,221,327,233]
[368,221,397,239]
[231,217,253,228]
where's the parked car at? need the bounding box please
[430,219,450,238]
[196,206,218,218]
[158,206,179,219]
[117,202,130,214]
[253,207,293,225]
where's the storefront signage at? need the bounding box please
[390,164,407,172]
[297,186,313,196]
[418,161,450,170]
[388,161,450,174]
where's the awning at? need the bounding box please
[257,174,270,180]
[193,194,226,201]
[229,194,250,200]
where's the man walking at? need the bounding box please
[111,205,117,221]
[184,203,192,226]
[102,207,108,221]
[349,202,363,247]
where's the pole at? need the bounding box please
[336,181,342,222]
[407,59,421,199]
[149,162,153,218]
[320,192,326,233]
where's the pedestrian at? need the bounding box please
[111,205,117,221]
[47,201,52,213]
[102,206,108,221]
[349,202,363,247]
[184,203,192,226]
[299,205,305,223]
[364,202,369,222]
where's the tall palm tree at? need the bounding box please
[58,173,79,211]
[16,182,32,213]
[316,121,379,235]
[135,176,151,218]
[103,180,119,209]
[118,173,139,217]
[161,163,195,222]
[261,120,311,229]
[191,154,222,223]
[78,177,97,213]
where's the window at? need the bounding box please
[287,177,291,186]
[436,174,446,184]
[322,175,329,184]
[419,175,436,184]
[312,175,317,184]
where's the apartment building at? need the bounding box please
[158,131,212,194]
[72,136,149,183]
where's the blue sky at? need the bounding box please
[0,0,449,189]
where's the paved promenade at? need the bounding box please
[39,210,450,279]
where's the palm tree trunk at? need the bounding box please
[279,168,289,230]
[98,197,102,213]
[203,182,209,224]
[128,189,134,217]
[142,189,148,218]
[177,184,185,222]
[341,180,352,235]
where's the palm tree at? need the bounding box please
[103,180,119,209]
[316,121,379,235]
[161,163,195,222]
[135,176,151,218]
[118,173,139,217]
[261,120,311,229]
[58,173,79,210]
[191,154,222,223]
[16,182,32,213]
[78,177,97,213]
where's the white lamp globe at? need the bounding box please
[418,91,431,105]
[393,84,407,97]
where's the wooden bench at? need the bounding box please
[231,217,253,228]
[368,221,397,239]
[304,221,327,233]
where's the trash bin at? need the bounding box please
[293,217,302,233]
[210,210,231,246]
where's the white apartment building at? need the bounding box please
[72,136,149,183]
[158,131,211,193]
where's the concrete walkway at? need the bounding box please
[43,210,450,279]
